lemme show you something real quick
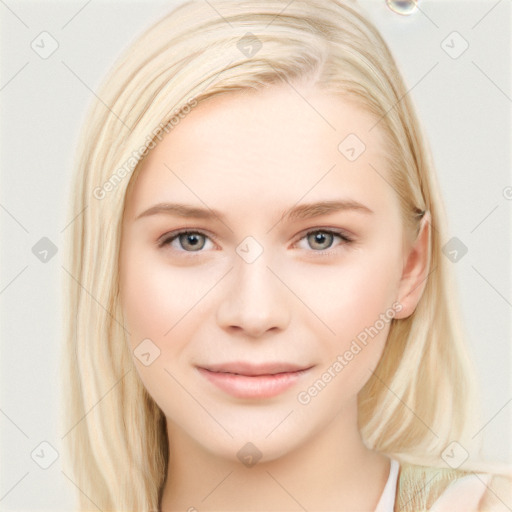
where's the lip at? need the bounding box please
[197,362,313,399]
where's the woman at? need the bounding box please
[62,0,511,510]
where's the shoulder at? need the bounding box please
[395,462,512,512]
[476,472,512,512]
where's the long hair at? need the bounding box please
[61,0,482,509]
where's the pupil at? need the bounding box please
[310,231,332,250]
[180,233,204,251]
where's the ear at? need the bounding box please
[394,212,431,319]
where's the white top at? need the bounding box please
[374,458,492,512]
[374,458,399,512]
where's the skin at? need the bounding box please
[119,83,430,511]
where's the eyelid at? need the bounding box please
[293,226,354,244]
[158,227,355,255]
[157,228,220,249]
[291,227,354,254]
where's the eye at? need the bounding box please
[296,229,353,253]
[158,228,353,255]
[158,230,215,252]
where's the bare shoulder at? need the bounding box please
[428,467,512,511]
[477,472,512,512]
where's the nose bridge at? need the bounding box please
[216,243,290,336]
[235,249,273,300]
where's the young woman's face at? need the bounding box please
[119,84,413,462]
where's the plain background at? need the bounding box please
[1,0,510,509]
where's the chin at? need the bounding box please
[209,436,298,466]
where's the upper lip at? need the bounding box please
[199,361,312,376]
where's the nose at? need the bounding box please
[216,253,291,338]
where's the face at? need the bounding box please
[119,84,411,463]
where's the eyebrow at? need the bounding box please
[135,199,374,223]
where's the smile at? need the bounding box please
[197,362,313,399]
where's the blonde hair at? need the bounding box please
[62,0,484,509]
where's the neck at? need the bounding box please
[160,407,390,511]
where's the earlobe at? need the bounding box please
[395,211,431,319]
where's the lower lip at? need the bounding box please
[197,367,310,399]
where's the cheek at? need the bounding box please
[119,249,221,381]
[119,249,202,411]
[288,245,401,395]
[121,253,202,342]
[121,264,174,343]
[290,247,401,339]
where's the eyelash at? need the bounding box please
[157,228,354,257]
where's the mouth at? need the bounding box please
[197,361,313,399]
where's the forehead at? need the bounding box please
[125,85,398,220]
